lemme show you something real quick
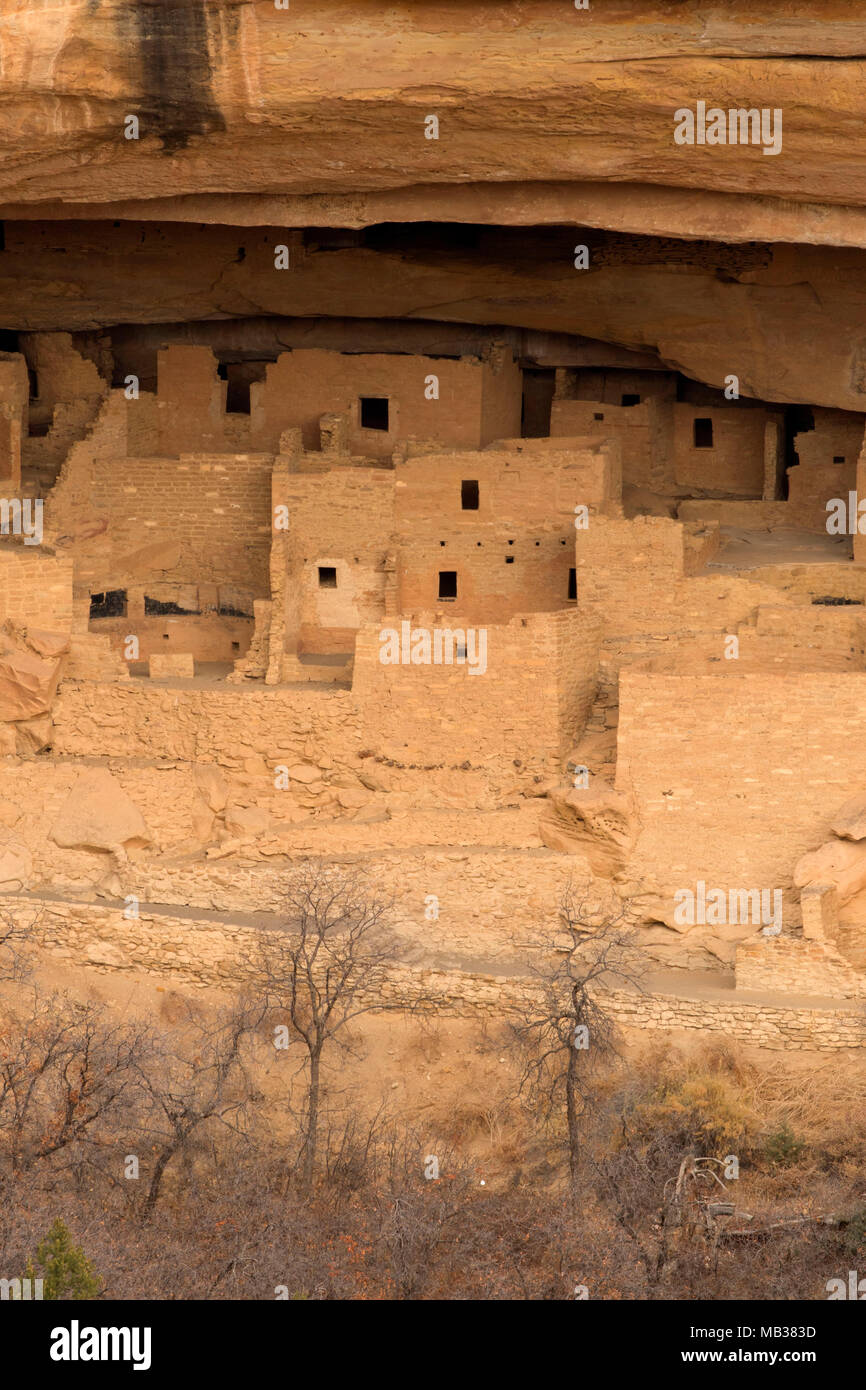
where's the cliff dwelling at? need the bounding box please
[1,223,865,1028]
[1,0,866,1315]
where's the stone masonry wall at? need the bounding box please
[11,895,864,1051]
[618,669,866,898]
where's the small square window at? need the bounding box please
[461,479,479,510]
[438,570,457,600]
[360,396,389,431]
[318,566,337,588]
[505,556,514,565]
[834,455,846,464]
[593,412,604,421]
[693,417,714,449]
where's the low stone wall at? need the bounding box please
[736,933,866,1001]
[9,894,865,1052]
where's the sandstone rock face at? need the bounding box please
[830,794,866,841]
[540,783,637,875]
[223,804,272,839]
[0,833,32,891]
[0,622,68,752]
[194,765,229,814]
[2,5,866,412]
[3,1,866,228]
[0,646,59,721]
[794,839,866,906]
[0,623,66,722]
[50,769,152,856]
[5,222,866,411]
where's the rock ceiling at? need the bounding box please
[1,0,865,408]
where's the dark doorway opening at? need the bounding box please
[217,363,252,415]
[781,405,815,500]
[438,570,457,599]
[521,368,555,437]
[360,396,389,431]
[461,479,479,510]
[693,418,714,449]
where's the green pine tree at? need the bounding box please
[24,1219,102,1301]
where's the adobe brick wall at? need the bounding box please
[394,441,618,621]
[672,402,771,495]
[276,464,395,654]
[396,439,621,526]
[252,348,522,457]
[397,529,576,622]
[551,398,663,489]
[88,613,255,666]
[736,934,866,1000]
[352,607,599,769]
[52,679,362,764]
[618,669,866,898]
[155,346,227,456]
[0,549,73,631]
[47,394,272,597]
[574,515,789,665]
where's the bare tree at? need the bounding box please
[0,910,35,986]
[0,992,149,1174]
[254,862,401,1194]
[513,881,644,1207]
[134,998,263,1220]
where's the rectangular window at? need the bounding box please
[438,570,457,600]
[621,393,640,407]
[568,568,577,601]
[144,596,200,616]
[360,396,389,431]
[693,417,714,448]
[89,589,127,619]
[226,380,251,415]
[461,479,479,510]
[318,566,337,588]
